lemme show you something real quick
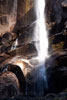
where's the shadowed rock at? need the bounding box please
[54,92,67,100]
[0,71,19,99]
[0,43,37,66]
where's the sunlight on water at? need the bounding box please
[34,0,48,63]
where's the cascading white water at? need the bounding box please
[33,0,48,93]
[34,0,48,63]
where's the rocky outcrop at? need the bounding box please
[0,71,19,99]
[0,0,36,66]
[45,0,67,94]
[0,0,34,35]
[0,1,37,97]
[46,0,67,54]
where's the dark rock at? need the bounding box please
[46,2,67,91]
[46,65,67,93]
[54,92,67,100]
[0,54,9,64]
[45,93,56,100]
[45,0,67,35]
[1,32,17,44]
[7,64,26,95]
[18,31,33,46]
[0,45,11,53]
[0,71,19,99]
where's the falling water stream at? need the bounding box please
[33,0,48,94]
[35,0,48,62]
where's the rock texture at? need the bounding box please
[0,0,17,35]
[0,71,19,99]
[0,92,67,100]
[0,1,37,97]
[45,0,67,94]
[0,0,35,35]
[0,0,67,99]
[0,0,36,66]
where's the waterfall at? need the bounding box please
[34,0,48,62]
[33,0,48,95]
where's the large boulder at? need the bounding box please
[0,71,19,99]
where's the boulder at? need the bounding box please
[0,71,19,99]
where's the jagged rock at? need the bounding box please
[0,71,19,99]
[46,65,67,93]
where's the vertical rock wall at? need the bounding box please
[0,0,35,35]
[17,0,35,26]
